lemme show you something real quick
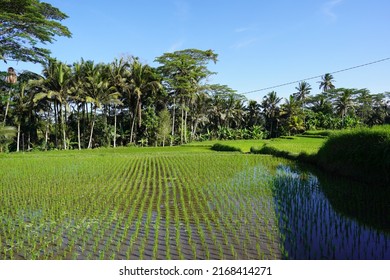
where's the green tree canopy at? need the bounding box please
[0,0,71,63]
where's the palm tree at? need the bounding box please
[129,59,161,143]
[294,81,312,108]
[84,63,121,148]
[189,91,211,140]
[281,95,304,135]
[367,93,388,125]
[355,89,372,123]
[68,60,85,149]
[332,88,356,127]
[261,91,282,138]
[13,71,42,151]
[307,92,333,115]
[224,92,246,129]
[245,100,263,128]
[318,73,335,93]
[294,81,312,126]
[34,59,71,149]
[108,58,130,147]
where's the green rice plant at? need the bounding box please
[152,157,163,259]
[6,144,387,261]
[160,157,172,259]
[174,158,210,259]
[138,157,157,259]
[164,156,184,259]
[124,158,149,259]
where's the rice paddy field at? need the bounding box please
[0,143,389,260]
[0,147,284,260]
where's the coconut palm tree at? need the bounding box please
[318,73,335,93]
[307,92,333,115]
[108,58,130,147]
[332,88,356,127]
[281,95,304,135]
[129,59,161,143]
[294,81,312,126]
[355,88,372,123]
[13,71,42,151]
[68,60,88,149]
[189,91,211,140]
[261,91,282,138]
[83,62,121,148]
[294,81,312,108]
[33,59,71,149]
[245,99,263,128]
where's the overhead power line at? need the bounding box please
[240,57,390,95]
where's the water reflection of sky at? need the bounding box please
[274,165,390,260]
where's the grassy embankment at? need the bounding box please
[200,126,390,187]
[315,126,390,187]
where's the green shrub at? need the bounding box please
[250,145,296,160]
[250,145,264,154]
[211,143,242,152]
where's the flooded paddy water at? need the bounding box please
[0,150,388,259]
[273,164,389,259]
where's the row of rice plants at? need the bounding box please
[174,156,212,259]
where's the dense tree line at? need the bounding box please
[1,53,389,152]
[1,1,389,151]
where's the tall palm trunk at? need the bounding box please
[171,98,176,146]
[77,105,81,150]
[16,123,21,152]
[184,108,188,143]
[61,103,67,150]
[130,96,141,144]
[180,103,184,144]
[113,105,117,148]
[54,100,58,148]
[88,107,97,149]
[130,113,136,144]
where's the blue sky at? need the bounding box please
[3,0,390,101]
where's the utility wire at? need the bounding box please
[240,57,390,95]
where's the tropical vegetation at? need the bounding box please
[1,54,389,152]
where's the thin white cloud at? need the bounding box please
[322,0,343,21]
[232,38,258,49]
[234,24,258,33]
[235,27,251,33]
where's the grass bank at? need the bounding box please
[315,125,390,187]
[249,126,390,188]
[250,136,325,158]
